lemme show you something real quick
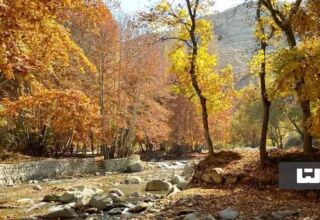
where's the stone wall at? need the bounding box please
[0,158,97,185]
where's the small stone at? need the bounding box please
[109,188,125,197]
[95,172,100,176]
[108,208,123,215]
[89,195,113,210]
[126,163,143,173]
[171,175,185,185]
[184,213,199,220]
[32,184,42,191]
[167,186,180,197]
[148,208,160,214]
[124,176,143,184]
[145,179,172,191]
[110,193,122,203]
[44,205,78,219]
[43,194,60,202]
[217,208,239,220]
[84,207,98,214]
[59,190,82,203]
[29,180,38,184]
[17,198,34,206]
[225,176,238,184]
[177,181,189,190]
[129,202,148,213]
[271,210,299,220]
[130,192,141,198]
[202,215,216,220]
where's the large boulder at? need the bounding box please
[44,205,78,219]
[89,195,113,210]
[145,179,172,191]
[125,176,143,184]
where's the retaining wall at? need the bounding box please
[0,158,97,185]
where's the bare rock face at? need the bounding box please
[145,179,172,192]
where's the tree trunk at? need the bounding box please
[286,30,313,158]
[186,0,214,155]
[259,42,270,164]
[257,3,271,164]
[301,100,313,156]
[261,0,313,158]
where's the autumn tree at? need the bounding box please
[259,0,313,157]
[141,0,235,155]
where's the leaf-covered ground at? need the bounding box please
[157,149,320,219]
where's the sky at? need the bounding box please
[119,0,246,14]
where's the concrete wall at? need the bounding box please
[0,158,97,185]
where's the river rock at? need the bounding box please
[182,164,195,179]
[126,162,143,173]
[32,184,42,191]
[201,168,224,184]
[130,192,142,198]
[171,175,185,185]
[225,176,238,184]
[75,188,96,208]
[271,210,299,219]
[167,186,180,197]
[108,207,123,215]
[110,193,122,203]
[145,179,172,191]
[89,195,113,210]
[184,213,199,220]
[84,207,98,214]
[125,176,143,184]
[177,181,189,190]
[129,202,148,213]
[217,208,239,220]
[44,205,78,219]
[43,194,60,202]
[59,190,82,203]
[109,188,125,197]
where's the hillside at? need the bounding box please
[210,3,257,88]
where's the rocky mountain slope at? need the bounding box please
[210,3,257,88]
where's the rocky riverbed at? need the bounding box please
[0,159,197,220]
